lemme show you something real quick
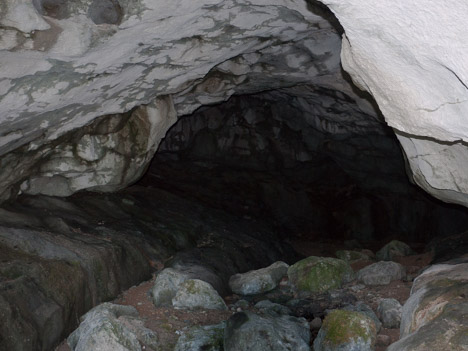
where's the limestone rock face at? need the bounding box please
[0,0,346,201]
[321,0,468,206]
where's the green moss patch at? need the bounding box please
[322,310,376,346]
[287,256,354,294]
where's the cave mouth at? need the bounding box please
[138,86,468,248]
[1,2,468,350]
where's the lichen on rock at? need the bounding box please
[287,256,355,294]
[313,309,377,351]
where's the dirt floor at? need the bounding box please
[56,240,433,351]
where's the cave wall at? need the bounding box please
[144,90,468,242]
[0,0,350,202]
[320,0,468,206]
[0,0,467,211]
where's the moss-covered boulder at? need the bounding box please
[313,310,377,351]
[287,256,355,294]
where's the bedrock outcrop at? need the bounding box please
[320,0,468,206]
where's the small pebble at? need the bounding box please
[310,317,322,330]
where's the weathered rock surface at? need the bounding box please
[68,303,159,351]
[254,300,292,316]
[0,0,349,202]
[288,256,354,294]
[342,302,381,333]
[321,0,468,207]
[388,262,468,350]
[229,261,289,296]
[0,186,291,350]
[174,322,225,351]
[172,279,227,311]
[151,268,190,307]
[357,261,406,286]
[224,311,310,351]
[313,309,377,351]
[376,240,414,261]
[377,298,402,329]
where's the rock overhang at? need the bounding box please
[1,0,468,208]
[0,0,357,201]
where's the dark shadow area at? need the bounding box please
[139,88,468,247]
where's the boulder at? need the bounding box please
[313,309,377,351]
[287,256,355,294]
[377,298,402,329]
[224,311,310,351]
[228,261,289,295]
[172,279,227,311]
[336,250,373,263]
[254,300,292,316]
[174,322,225,351]
[68,303,159,351]
[376,240,415,261]
[151,268,190,307]
[387,263,468,350]
[357,261,406,286]
[342,302,381,332]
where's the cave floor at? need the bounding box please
[55,239,432,351]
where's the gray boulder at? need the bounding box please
[224,311,310,351]
[172,279,227,310]
[335,250,373,263]
[174,322,225,351]
[228,261,289,295]
[68,303,158,351]
[313,309,377,351]
[151,268,190,307]
[343,302,381,332]
[357,261,406,285]
[377,298,402,329]
[376,240,414,261]
[254,300,292,316]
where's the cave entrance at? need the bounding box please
[138,87,468,249]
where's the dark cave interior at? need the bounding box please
[139,87,468,246]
